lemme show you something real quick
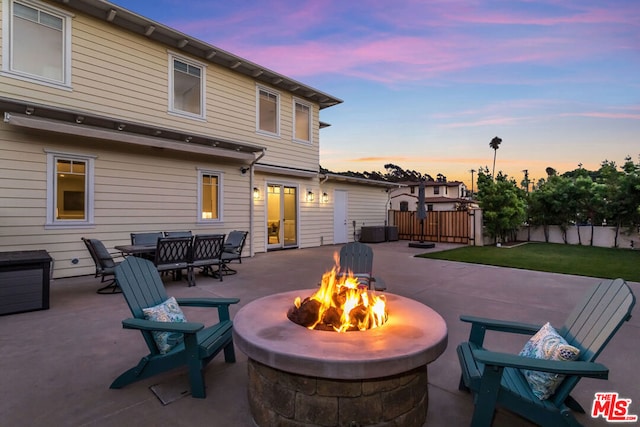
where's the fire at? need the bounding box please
[288,253,388,332]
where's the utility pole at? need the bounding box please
[522,169,529,194]
[469,169,476,198]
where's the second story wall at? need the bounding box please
[0,0,323,171]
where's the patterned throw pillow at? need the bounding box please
[519,322,580,400]
[142,296,187,354]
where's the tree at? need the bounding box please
[489,136,502,179]
[477,169,527,243]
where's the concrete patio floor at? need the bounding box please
[1,241,637,427]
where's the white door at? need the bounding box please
[333,190,348,244]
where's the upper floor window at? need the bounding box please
[198,169,222,222]
[433,186,440,195]
[293,99,311,143]
[2,0,72,87]
[257,87,279,136]
[169,53,205,119]
[46,151,95,227]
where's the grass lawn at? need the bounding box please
[417,242,640,282]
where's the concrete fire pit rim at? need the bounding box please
[233,289,448,380]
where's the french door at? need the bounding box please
[267,184,298,249]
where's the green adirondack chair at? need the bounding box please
[339,241,386,290]
[111,256,239,398]
[457,278,635,426]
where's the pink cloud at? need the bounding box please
[157,0,638,86]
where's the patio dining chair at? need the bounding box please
[164,231,193,238]
[154,236,191,283]
[188,234,226,285]
[130,232,163,260]
[457,278,635,427]
[221,230,248,275]
[81,237,122,294]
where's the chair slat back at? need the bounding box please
[192,234,225,262]
[131,232,163,245]
[115,257,169,354]
[552,278,635,405]
[339,242,374,276]
[560,278,635,361]
[154,237,191,268]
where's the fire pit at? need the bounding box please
[233,289,447,427]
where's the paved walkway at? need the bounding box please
[1,241,637,426]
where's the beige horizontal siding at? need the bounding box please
[0,124,254,278]
[1,5,322,172]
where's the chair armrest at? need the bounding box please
[460,314,542,345]
[460,315,542,334]
[472,349,609,379]
[122,318,204,334]
[176,297,240,322]
[175,297,240,307]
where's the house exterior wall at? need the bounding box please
[0,1,321,171]
[0,122,254,277]
[0,0,393,278]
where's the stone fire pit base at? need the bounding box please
[248,359,428,427]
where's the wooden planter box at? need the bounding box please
[0,250,52,315]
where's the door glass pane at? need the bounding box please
[283,186,297,246]
[267,185,280,244]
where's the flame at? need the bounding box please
[292,252,388,332]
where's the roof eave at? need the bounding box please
[53,0,343,110]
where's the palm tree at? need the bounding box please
[489,136,502,179]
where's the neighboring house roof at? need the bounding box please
[321,173,406,188]
[390,193,469,204]
[53,0,342,110]
[396,180,465,187]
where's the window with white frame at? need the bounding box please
[257,87,279,135]
[169,53,205,118]
[2,0,72,87]
[46,151,95,226]
[198,170,222,221]
[293,99,311,143]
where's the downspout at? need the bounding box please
[249,149,266,257]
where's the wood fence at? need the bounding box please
[392,210,470,244]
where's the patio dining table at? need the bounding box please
[114,244,157,257]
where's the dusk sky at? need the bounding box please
[113,0,639,187]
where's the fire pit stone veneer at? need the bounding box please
[233,290,448,427]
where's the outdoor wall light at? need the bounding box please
[306,190,314,202]
[253,187,260,200]
[322,192,329,203]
